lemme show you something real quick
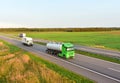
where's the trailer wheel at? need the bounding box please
[46,50,48,53]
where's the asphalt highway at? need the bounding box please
[0,35,120,83]
[75,45,120,58]
[1,33,120,58]
[34,39,120,58]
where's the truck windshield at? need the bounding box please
[67,47,74,51]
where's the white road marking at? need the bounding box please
[5,33,120,66]
[57,58,120,82]
[108,68,120,73]
[25,45,120,83]
[1,35,120,83]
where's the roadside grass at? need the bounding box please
[0,40,94,83]
[0,40,20,53]
[28,31,120,64]
[25,31,120,51]
[76,50,120,64]
[34,41,120,64]
[27,52,94,83]
[35,41,46,45]
[1,31,120,51]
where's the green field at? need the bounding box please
[25,31,120,51]
[1,30,120,63]
[0,40,94,83]
[3,30,120,51]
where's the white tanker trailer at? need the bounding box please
[46,42,75,59]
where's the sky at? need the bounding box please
[0,0,120,28]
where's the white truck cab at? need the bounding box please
[22,37,33,46]
[19,33,26,38]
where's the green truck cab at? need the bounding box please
[59,43,75,59]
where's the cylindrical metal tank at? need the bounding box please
[46,42,62,51]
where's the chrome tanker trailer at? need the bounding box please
[46,42,75,59]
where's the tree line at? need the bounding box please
[0,27,120,32]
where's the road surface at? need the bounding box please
[0,35,120,83]
[1,33,120,58]
[34,39,120,58]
